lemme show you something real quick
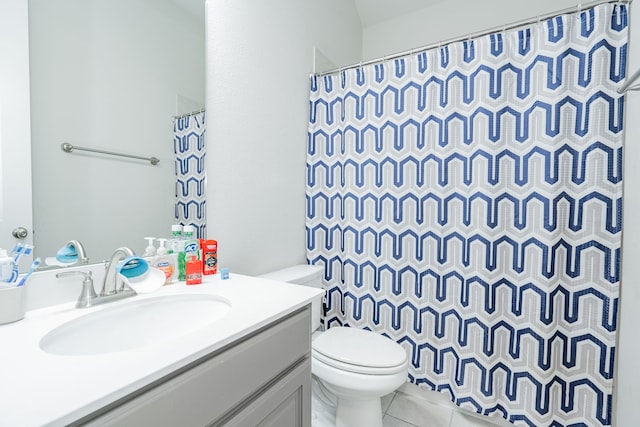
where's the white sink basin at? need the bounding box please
[39,294,232,356]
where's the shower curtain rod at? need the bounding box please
[172,107,206,121]
[315,0,632,77]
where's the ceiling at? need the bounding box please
[353,0,446,28]
[173,0,444,29]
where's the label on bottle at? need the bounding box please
[201,239,218,275]
[154,258,175,285]
[186,255,202,285]
[178,239,200,281]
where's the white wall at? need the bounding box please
[29,0,205,262]
[362,1,638,425]
[362,0,578,60]
[205,0,362,276]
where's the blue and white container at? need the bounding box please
[0,249,15,283]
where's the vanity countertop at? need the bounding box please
[0,273,323,426]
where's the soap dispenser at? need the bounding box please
[151,238,177,285]
[143,237,156,257]
[156,238,168,256]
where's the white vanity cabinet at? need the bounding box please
[76,306,312,427]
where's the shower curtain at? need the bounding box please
[174,111,207,238]
[306,4,627,426]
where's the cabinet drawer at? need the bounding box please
[81,306,311,426]
[222,358,311,427]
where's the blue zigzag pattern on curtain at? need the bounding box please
[306,4,627,426]
[307,145,623,185]
[174,111,207,238]
[306,191,623,232]
[307,230,621,281]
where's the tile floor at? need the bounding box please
[381,383,512,427]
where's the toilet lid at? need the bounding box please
[312,327,407,369]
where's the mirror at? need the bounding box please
[28,0,206,263]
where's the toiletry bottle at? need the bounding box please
[169,224,183,254]
[185,253,202,285]
[178,225,200,281]
[156,238,168,256]
[151,238,177,285]
[143,237,156,257]
[178,252,186,281]
[201,239,218,275]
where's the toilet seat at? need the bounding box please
[312,327,407,375]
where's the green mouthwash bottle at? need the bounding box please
[178,225,199,281]
[169,224,183,254]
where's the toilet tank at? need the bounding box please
[258,264,324,331]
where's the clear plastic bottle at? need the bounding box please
[183,225,195,240]
[156,238,168,256]
[169,224,183,254]
[143,237,156,257]
[151,238,177,285]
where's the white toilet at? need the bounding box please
[259,265,408,427]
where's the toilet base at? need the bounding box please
[311,378,336,427]
[335,397,383,427]
[311,379,384,427]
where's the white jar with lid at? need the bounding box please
[0,249,15,282]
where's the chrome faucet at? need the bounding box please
[37,239,90,271]
[66,240,89,265]
[54,246,137,309]
[56,270,97,308]
[101,246,136,297]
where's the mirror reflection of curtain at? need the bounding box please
[174,111,207,238]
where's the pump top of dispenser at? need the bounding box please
[156,238,168,256]
[143,237,156,257]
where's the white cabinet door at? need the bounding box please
[0,0,33,268]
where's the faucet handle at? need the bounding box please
[56,270,97,308]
